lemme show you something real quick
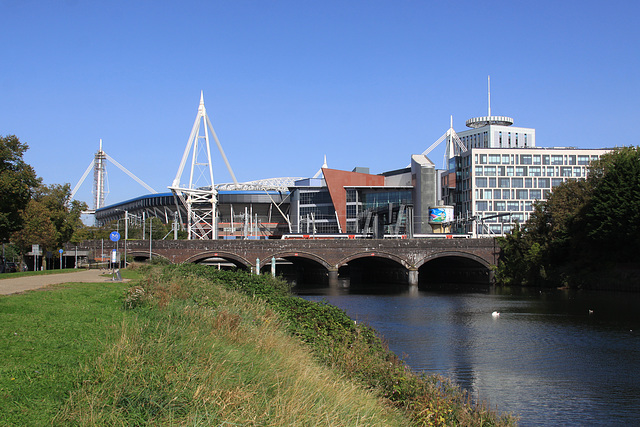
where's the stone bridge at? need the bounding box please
[75,238,500,288]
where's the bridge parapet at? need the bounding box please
[73,238,499,271]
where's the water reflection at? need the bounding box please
[297,285,640,426]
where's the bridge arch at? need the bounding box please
[183,251,252,270]
[338,251,412,289]
[417,251,493,288]
[127,250,170,263]
[415,251,491,269]
[338,251,411,270]
[262,251,332,288]
[263,251,332,271]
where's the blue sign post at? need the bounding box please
[110,231,121,242]
[59,248,63,270]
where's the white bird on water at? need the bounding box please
[492,311,500,317]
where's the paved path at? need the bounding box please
[0,270,128,296]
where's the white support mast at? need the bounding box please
[170,92,238,240]
[71,139,157,213]
[94,139,108,210]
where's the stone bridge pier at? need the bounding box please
[73,238,499,289]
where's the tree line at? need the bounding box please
[495,146,640,291]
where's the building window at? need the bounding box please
[516,189,528,199]
[568,155,576,165]
[499,178,510,188]
[520,155,532,165]
[494,201,506,211]
[525,178,533,188]
[516,166,527,176]
[494,189,501,198]
[530,189,542,199]
[551,155,564,165]
[502,189,511,199]
[529,166,542,176]
[552,178,564,187]
[507,166,515,176]
[538,178,550,188]
[483,189,492,199]
[479,154,487,164]
[512,178,524,188]
[489,154,500,164]
[543,155,550,165]
[578,155,590,165]
[475,177,488,187]
[533,155,541,165]
[560,167,573,177]
[476,201,488,211]
[475,166,483,176]
[484,166,496,176]
[507,201,519,211]
[502,154,510,164]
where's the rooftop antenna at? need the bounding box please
[465,75,513,128]
[488,75,491,117]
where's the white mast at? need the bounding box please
[94,139,107,210]
[488,75,491,117]
[170,92,238,240]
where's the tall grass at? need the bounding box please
[57,265,407,425]
[158,264,518,426]
[1,264,517,425]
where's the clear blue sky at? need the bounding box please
[2,0,638,207]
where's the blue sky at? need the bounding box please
[2,0,638,208]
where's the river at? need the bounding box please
[298,286,640,426]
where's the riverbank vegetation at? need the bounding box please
[1,265,516,426]
[496,146,640,290]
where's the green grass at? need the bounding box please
[0,264,517,426]
[0,268,82,280]
[0,281,128,425]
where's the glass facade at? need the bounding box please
[445,148,608,236]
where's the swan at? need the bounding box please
[492,311,500,317]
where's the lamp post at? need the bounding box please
[114,209,129,268]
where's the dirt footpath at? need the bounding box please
[0,270,128,296]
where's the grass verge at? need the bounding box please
[0,268,84,280]
[0,281,128,425]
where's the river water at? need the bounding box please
[298,286,640,426]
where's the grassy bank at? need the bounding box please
[1,264,517,425]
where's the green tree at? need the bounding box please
[32,183,87,247]
[11,199,57,254]
[584,146,640,260]
[12,184,88,256]
[0,135,39,242]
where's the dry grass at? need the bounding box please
[57,275,406,426]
